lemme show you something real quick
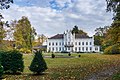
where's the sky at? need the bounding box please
[0,0,113,37]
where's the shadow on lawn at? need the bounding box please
[4,72,49,79]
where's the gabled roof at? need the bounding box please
[48,34,63,39]
[75,34,92,39]
[48,34,92,39]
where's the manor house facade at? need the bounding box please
[47,30,100,53]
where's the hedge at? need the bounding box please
[0,50,24,74]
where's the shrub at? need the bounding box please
[51,53,55,58]
[104,44,120,54]
[0,64,3,78]
[68,53,71,56]
[78,55,81,57]
[29,51,47,74]
[19,48,31,54]
[0,50,24,74]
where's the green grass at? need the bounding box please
[4,53,120,80]
[113,73,120,80]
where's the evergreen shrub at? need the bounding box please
[51,53,55,58]
[68,53,71,56]
[0,50,24,74]
[78,55,81,57]
[29,51,47,74]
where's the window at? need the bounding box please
[75,47,77,51]
[68,47,70,50]
[52,47,54,51]
[65,42,67,45]
[59,42,61,45]
[95,47,98,50]
[49,42,51,46]
[52,42,54,46]
[56,42,58,46]
[75,42,77,45]
[82,47,84,51]
[59,47,61,51]
[56,47,58,51]
[90,47,92,51]
[79,47,81,51]
[65,47,67,50]
[68,42,70,45]
[72,42,73,45]
[82,42,84,45]
[62,47,64,51]
[79,42,81,45]
[90,42,92,45]
[62,42,64,45]
[86,42,88,45]
[86,47,88,51]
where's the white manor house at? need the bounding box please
[47,30,100,53]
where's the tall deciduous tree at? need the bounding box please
[94,26,109,51]
[13,16,36,51]
[104,0,120,54]
[0,0,13,10]
[0,14,6,49]
[37,34,47,45]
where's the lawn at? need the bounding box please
[4,53,120,80]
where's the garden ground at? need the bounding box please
[4,53,120,80]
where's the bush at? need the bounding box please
[68,53,71,56]
[78,55,81,57]
[19,48,31,54]
[104,44,120,54]
[51,54,55,58]
[0,64,3,78]
[0,50,24,74]
[29,51,47,74]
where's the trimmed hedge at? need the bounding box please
[29,51,47,74]
[0,50,24,74]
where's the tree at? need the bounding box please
[0,0,14,49]
[29,51,47,74]
[72,25,88,36]
[0,22,6,44]
[94,26,109,51]
[0,0,13,10]
[0,14,6,50]
[13,16,37,51]
[106,0,120,12]
[37,34,47,45]
[72,25,79,34]
[104,0,120,54]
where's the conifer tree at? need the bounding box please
[29,51,47,74]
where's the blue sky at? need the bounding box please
[1,0,113,37]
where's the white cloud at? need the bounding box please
[0,0,113,37]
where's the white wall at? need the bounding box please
[74,38,94,52]
[47,39,64,52]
